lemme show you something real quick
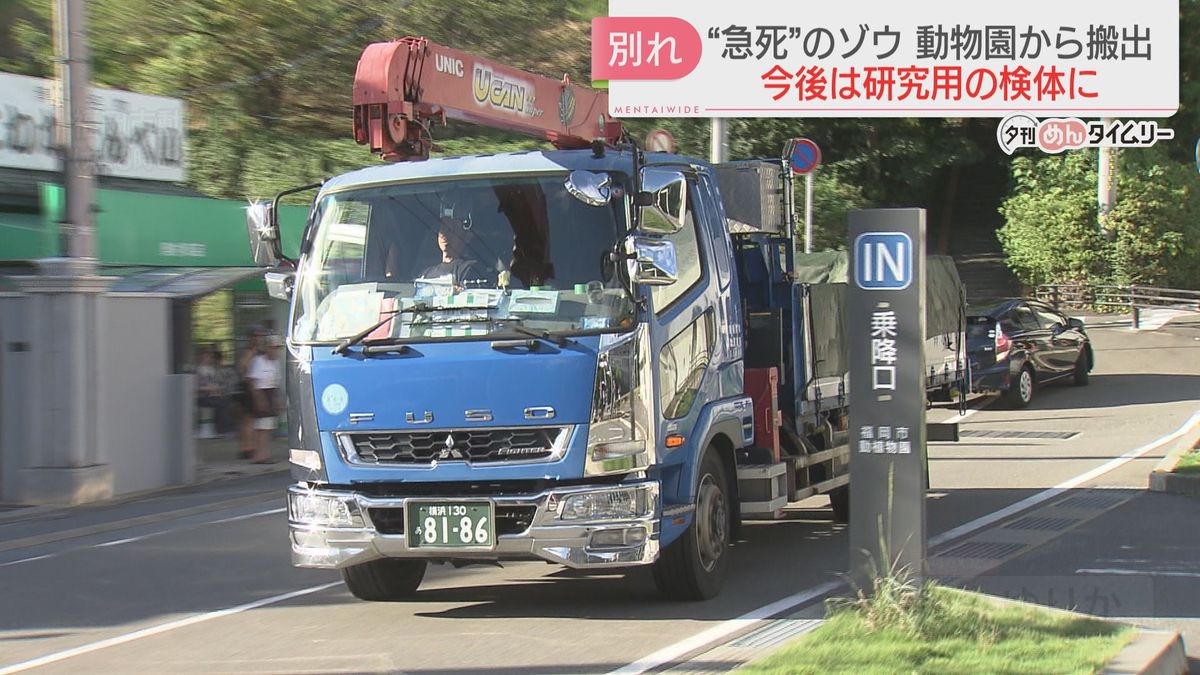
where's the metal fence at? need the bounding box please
[1036,284,1200,328]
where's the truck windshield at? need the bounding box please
[291,173,635,344]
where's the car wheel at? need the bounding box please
[1006,366,1034,408]
[1072,350,1090,386]
[653,450,733,601]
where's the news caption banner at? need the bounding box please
[592,0,1179,119]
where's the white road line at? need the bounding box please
[94,534,161,548]
[0,554,52,568]
[208,507,286,525]
[930,407,1200,548]
[611,405,1200,675]
[1077,568,1200,579]
[0,582,342,675]
[940,396,992,425]
[0,507,285,568]
[606,581,841,675]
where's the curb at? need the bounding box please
[1148,420,1200,497]
[1101,630,1189,675]
[0,466,290,554]
[0,489,282,554]
[0,464,289,526]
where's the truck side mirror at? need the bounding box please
[565,170,612,206]
[626,235,678,286]
[636,168,687,235]
[264,269,295,301]
[246,200,282,267]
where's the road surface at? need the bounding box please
[1,319,1197,673]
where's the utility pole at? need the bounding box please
[4,0,112,505]
[1097,118,1117,238]
[709,118,728,164]
[56,0,97,266]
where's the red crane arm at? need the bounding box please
[353,38,623,162]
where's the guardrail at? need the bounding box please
[1036,284,1200,328]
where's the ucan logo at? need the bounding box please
[854,232,912,290]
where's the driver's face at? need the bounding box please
[438,220,471,257]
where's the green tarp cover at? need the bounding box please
[793,251,966,340]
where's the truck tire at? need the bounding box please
[653,450,732,601]
[829,486,850,524]
[341,559,427,601]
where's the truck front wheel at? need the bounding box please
[341,559,427,601]
[653,450,732,601]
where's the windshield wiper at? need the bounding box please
[331,301,483,355]
[332,309,403,355]
[502,321,571,347]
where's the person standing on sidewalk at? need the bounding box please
[235,329,263,459]
[247,334,284,464]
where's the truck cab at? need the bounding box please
[252,149,758,600]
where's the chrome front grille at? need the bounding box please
[341,427,568,465]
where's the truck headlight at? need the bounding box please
[289,449,322,470]
[559,485,656,521]
[287,490,363,528]
[586,325,656,476]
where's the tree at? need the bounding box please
[998,146,1200,289]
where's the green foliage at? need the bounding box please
[743,586,1133,675]
[808,170,870,251]
[997,152,1104,287]
[1174,448,1200,475]
[999,147,1200,289]
[1106,149,1200,288]
[0,0,1196,282]
[192,289,234,357]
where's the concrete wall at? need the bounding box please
[97,295,195,495]
[0,293,32,502]
[0,289,196,504]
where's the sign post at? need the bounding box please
[847,209,927,590]
[788,138,821,253]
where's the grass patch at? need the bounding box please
[1172,448,1200,475]
[739,585,1134,675]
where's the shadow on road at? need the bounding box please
[1024,374,1200,411]
[957,491,1200,663]
[2,487,1187,634]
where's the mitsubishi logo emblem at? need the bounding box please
[438,434,464,460]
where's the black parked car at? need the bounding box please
[967,299,1093,407]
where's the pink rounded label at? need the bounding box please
[1037,118,1088,153]
[592,17,702,81]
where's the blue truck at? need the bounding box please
[244,39,966,601]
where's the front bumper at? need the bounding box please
[288,481,660,570]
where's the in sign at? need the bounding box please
[855,232,912,290]
[789,138,821,175]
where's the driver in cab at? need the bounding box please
[417,200,491,292]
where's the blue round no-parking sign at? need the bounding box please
[789,138,822,175]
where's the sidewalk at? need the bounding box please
[194,433,289,483]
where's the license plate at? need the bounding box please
[407,501,495,549]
